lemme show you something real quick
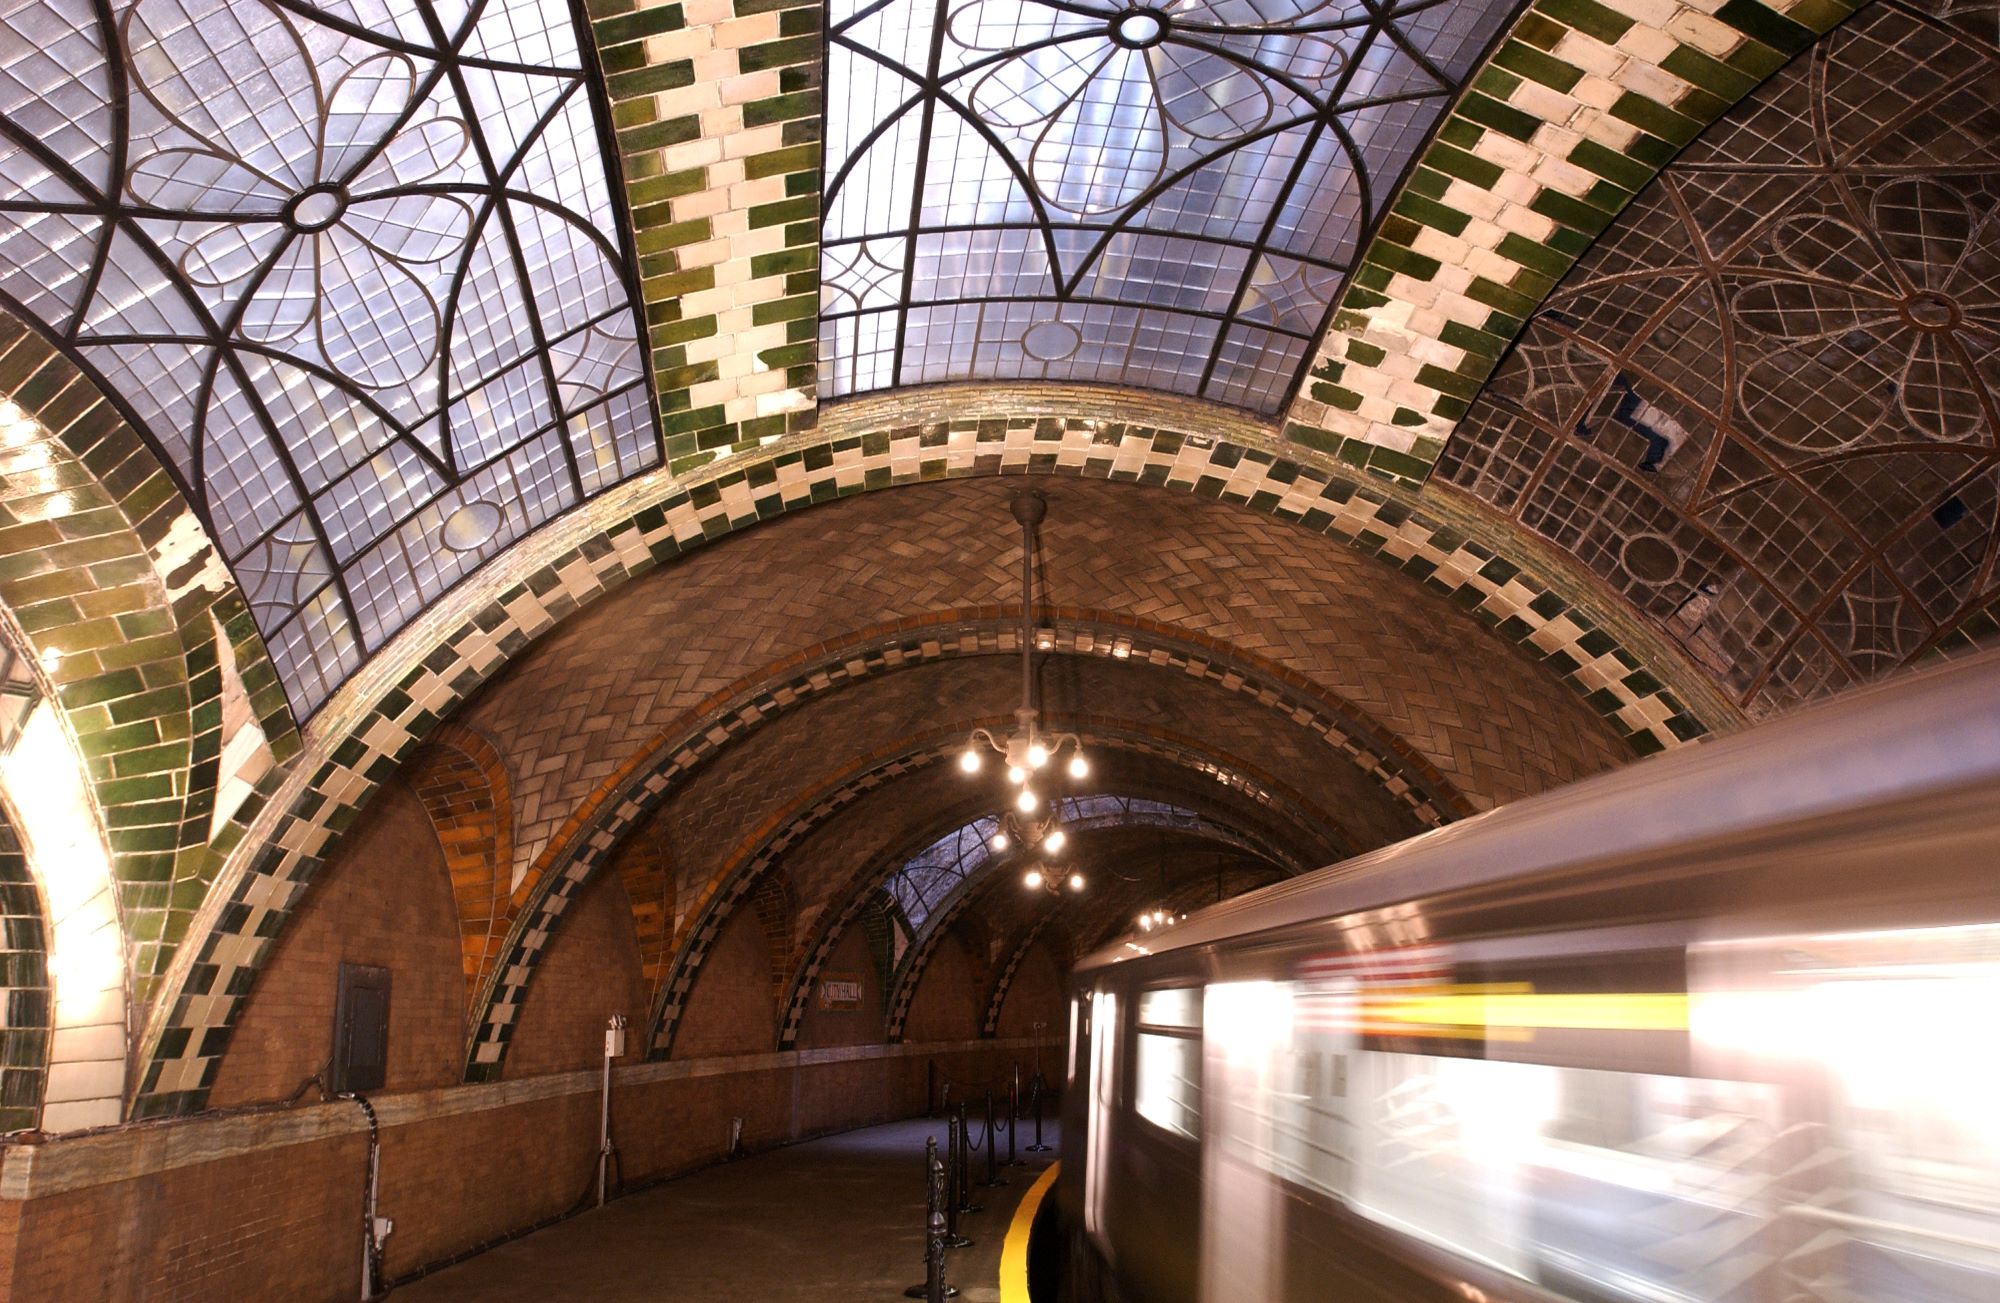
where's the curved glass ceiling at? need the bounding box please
[820,0,1514,411]
[0,0,657,716]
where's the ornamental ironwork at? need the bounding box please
[0,0,658,715]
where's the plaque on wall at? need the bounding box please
[817,971,864,1011]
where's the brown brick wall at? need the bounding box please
[792,922,884,1051]
[207,780,463,1108]
[671,907,781,1059]
[5,1132,364,1303]
[404,724,515,1005]
[1,1037,1046,1301]
[502,868,647,1079]
[902,931,981,1045]
[995,941,1067,1041]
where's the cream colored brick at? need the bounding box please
[1570,74,1627,112]
[719,69,784,109]
[1617,24,1680,64]
[674,187,732,222]
[715,12,781,48]
[1444,178,1506,220]
[1466,247,1522,283]
[1665,8,1743,56]
[656,82,722,119]
[698,103,745,139]
[1509,79,1583,128]
[646,29,712,63]
[1410,224,1471,266]
[693,50,739,86]
[1470,129,1542,173]
[1580,110,1641,151]
[1601,0,1680,25]
[1554,32,1629,80]
[1491,169,1540,205]
[677,236,731,268]
[1460,216,1505,251]
[727,174,790,207]
[723,123,790,160]
[682,0,735,24]
[1614,58,1688,106]
[1532,154,1600,198]
[1532,122,1585,158]
[1495,202,1557,242]
[663,136,724,171]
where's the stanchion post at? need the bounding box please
[944,1111,972,1248]
[1026,1073,1052,1153]
[978,1091,1006,1188]
[904,1137,958,1300]
[1004,1068,1022,1166]
[954,1101,982,1215]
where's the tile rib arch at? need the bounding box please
[879,820,1287,1045]
[633,724,1327,1066]
[778,781,1309,1053]
[135,388,1724,1118]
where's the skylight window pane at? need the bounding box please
[821,0,1519,411]
[0,0,661,719]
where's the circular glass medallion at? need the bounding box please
[1620,533,1683,585]
[1900,290,1959,332]
[1109,7,1169,48]
[1022,320,1081,362]
[441,501,504,552]
[286,184,347,233]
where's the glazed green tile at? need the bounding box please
[1393,191,1471,237]
[1536,0,1634,45]
[1459,90,1543,142]
[1714,0,1816,52]
[1492,39,1584,93]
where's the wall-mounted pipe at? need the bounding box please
[344,1093,390,1299]
[597,1014,627,1208]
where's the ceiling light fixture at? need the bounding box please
[958,491,1092,895]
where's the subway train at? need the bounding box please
[1058,651,2000,1303]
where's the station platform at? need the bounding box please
[396,1116,1061,1302]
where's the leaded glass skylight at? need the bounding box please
[821,0,1515,411]
[0,0,657,716]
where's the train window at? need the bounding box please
[1134,985,1202,1140]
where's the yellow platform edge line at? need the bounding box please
[1001,1162,1061,1303]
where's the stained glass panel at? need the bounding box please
[0,0,658,716]
[820,0,1518,411]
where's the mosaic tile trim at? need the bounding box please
[1284,0,1866,476]
[0,318,297,1004]
[788,784,1301,1054]
[135,408,1718,1117]
[585,0,823,467]
[979,916,1056,1040]
[0,809,48,1134]
[880,810,1282,1045]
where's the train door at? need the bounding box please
[1083,986,1119,1245]
[1199,980,1295,1303]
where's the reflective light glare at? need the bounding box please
[1016,788,1039,813]
[1068,753,1090,779]
[1023,869,1044,890]
[1044,829,1067,854]
[1067,873,1085,892]
[1027,743,1049,769]
[989,831,1009,851]
[958,749,982,773]
[1138,915,1153,930]
[1007,765,1027,786]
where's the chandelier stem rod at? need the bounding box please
[1011,492,1046,739]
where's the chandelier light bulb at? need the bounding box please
[1044,828,1067,854]
[1068,753,1089,779]
[1016,787,1038,813]
[1138,915,1153,931]
[1023,868,1044,890]
[958,748,981,774]
[989,831,1009,851]
[1067,873,1085,892]
[1006,764,1026,785]
[1027,742,1049,769]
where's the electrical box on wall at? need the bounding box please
[331,962,391,1094]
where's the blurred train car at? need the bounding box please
[1059,652,2000,1303]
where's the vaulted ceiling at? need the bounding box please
[0,0,1995,1123]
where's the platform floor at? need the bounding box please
[396,1116,1060,1302]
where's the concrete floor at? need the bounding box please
[396,1116,1061,1301]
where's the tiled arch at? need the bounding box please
[781,784,1306,1054]
[404,723,516,1007]
[137,386,1729,1116]
[0,317,296,1005]
[527,719,1335,1070]
[880,817,1286,1045]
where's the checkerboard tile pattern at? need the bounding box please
[586,0,822,467]
[979,917,1056,1040]
[0,321,297,1007]
[0,809,48,1134]
[1283,0,1865,478]
[137,409,1717,1115]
